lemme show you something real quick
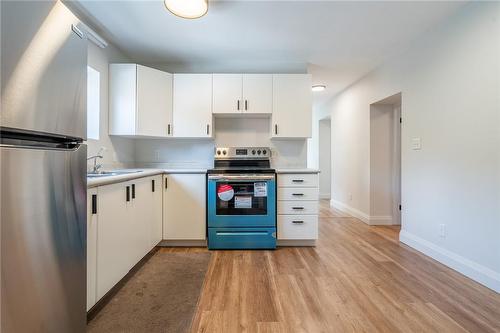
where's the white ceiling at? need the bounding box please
[70,0,466,106]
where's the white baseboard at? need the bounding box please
[330,200,401,225]
[400,230,500,293]
[369,216,394,225]
[330,199,370,223]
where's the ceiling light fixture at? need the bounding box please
[164,0,208,19]
[312,85,326,92]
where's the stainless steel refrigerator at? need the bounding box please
[1,1,87,332]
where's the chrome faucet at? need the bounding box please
[87,147,105,174]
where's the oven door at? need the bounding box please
[207,174,276,228]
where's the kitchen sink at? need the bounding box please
[87,170,142,178]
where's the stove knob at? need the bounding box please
[216,150,221,155]
[252,150,256,155]
[257,150,261,155]
[262,150,267,155]
[222,150,227,155]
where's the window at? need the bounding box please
[87,66,100,140]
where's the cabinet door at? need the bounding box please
[136,65,173,137]
[129,177,154,263]
[150,175,163,247]
[96,182,131,300]
[272,74,312,138]
[109,64,137,135]
[173,74,213,138]
[163,174,206,240]
[242,74,272,114]
[87,188,98,311]
[213,74,242,114]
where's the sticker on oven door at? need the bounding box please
[235,196,252,209]
[217,184,234,201]
[254,182,267,197]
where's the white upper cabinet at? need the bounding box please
[213,74,243,114]
[109,64,173,137]
[271,74,312,138]
[173,74,213,138]
[242,74,273,114]
[213,74,272,114]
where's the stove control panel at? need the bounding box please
[215,147,271,159]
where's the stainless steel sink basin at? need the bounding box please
[87,170,142,178]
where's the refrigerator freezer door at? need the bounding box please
[1,144,87,333]
[1,1,87,139]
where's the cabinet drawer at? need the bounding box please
[278,174,319,188]
[278,187,318,201]
[277,201,318,215]
[278,215,318,240]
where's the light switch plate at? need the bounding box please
[412,138,422,150]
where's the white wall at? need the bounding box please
[86,42,134,169]
[370,104,395,219]
[307,105,330,169]
[135,117,307,169]
[327,2,500,292]
[318,119,331,199]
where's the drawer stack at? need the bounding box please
[277,173,319,241]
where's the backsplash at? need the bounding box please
[134,117,307,169]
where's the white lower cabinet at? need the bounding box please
[277,173,319,242]
[86,188,98,311]
[87,175,163,310]
[96,180,132,300]
[163,173,206,240]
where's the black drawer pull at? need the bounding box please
[292,193,304,196]
[91,194,97,214]
[292,207,304,210]
[292,220,304,224]
[292,179,304,183]
[131,184,135,199]
[126,186,130,202]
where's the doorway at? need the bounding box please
[369,93,401,225]
[318,118,331,199]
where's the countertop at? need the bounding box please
[275,168,320,174]
[87,168,207,188]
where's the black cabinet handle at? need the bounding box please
[126,186,130,202]
[207,124,210,135]
[165,177,168,189]
[91,194,97,214]
[292,207,304,210]
[167,124,171,135]
[292,220,304,224]
[237,100,240,110]
[292,193,304,196]
[131,184,135,199]
[245,100,248,110]
[152,179,155,192]
[274,124,278,135]
[292,179,304,183]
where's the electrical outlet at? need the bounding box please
[439,224,446,238]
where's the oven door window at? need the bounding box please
[216,181,268,215]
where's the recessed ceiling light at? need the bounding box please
[312,85,326,92]
[164,0,208,19]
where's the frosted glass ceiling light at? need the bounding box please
[312,85,326,92]
[164,0,208,19]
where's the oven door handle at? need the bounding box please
[208,174,275,181]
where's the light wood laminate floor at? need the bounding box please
[160,200,500,333]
